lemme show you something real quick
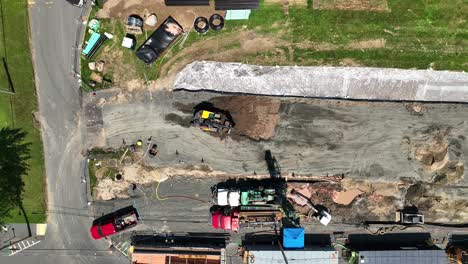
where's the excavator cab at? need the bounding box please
[192,109,233,134]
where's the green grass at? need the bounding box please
[87,147,128,194]
[0,0,46,223]
[80,0,467,90]
[285,0,468,70]
[81,7,160,90]
[164,0,467,71]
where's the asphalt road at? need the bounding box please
[0,0,125,262]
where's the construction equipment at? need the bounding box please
[192,110,233,134]
[148,144,158,158]
[212,187,277,207]
[211,207,283,232]
[395,210,424,224]
[290,189,331,226]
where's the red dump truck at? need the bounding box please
[211,206,283,232]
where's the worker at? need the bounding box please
[136,140,143,147]
[149,144,158,157]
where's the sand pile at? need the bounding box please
[211,96,281,140]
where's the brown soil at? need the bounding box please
[98,44,140,87]
[313,0,390,12]
[96,0,223,30]
[332,188,364,205]
[345,38,386,49]
[152,30,288,89]
[93,163,265,200]
[294,38,386,51]
[412,130,464,183]
[339,58,362,66]
[211,96,282,140]
[265,0,307,6]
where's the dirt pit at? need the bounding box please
[313,0,390,11]
[210,96,281,140]
[412,129,465,183]
[96,0,223,30]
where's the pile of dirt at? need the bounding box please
[94,178,131,200]
[313,0,390,12]
[211,96,281,140]
[412,130,464,183]
[287,182,355,223]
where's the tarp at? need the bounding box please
[225,10,251,20]
[283,228,304,249]
[82,32,101,56]
[136,16,183,64]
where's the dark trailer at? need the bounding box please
[135,16,183,64]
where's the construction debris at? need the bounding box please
[145,13,158,27]
[332,189,364,205]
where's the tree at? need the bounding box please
[0,127,30,230]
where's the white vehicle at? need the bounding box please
[213,189,240,207]
[66,0,86,7]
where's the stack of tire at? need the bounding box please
[194,14,225,33]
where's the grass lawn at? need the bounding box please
[286,0,467,70]
[87,148,128,195]
[80,0,467,90]
[172,0,467,71]
[0,0,46,223]
[80,7,160,91]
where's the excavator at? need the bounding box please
[192,110,233,134]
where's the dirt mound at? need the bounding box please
[414,142,448,167]
[413,132,464,183]
[211,96,281,140]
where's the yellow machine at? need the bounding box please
[192,110,233,134]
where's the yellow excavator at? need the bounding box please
[192,110,233,134]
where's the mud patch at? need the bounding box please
[345,38,386,49]
[210,96,281,140]
[313,0,390,12]
[412,128,464,183]
[164,113,192,128]
[405,103,426,116]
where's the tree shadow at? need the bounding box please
[0,127,31,235]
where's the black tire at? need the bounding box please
[194,17,209,34]
[209,14,225,31]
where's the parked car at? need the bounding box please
[90,205,140,240]
[135,16,183,64]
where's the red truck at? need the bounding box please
[211,206,283,232]
[90,205,140,240]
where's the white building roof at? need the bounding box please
[247,249,339,264]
